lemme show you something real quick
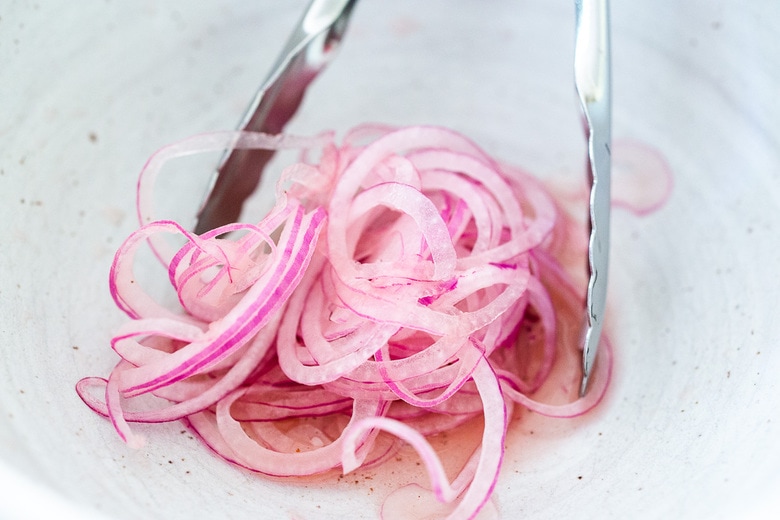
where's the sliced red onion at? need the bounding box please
[78,125,615,520]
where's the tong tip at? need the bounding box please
[579,374,590,398]
[579,328,597,398]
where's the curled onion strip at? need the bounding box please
[342,351,506,520]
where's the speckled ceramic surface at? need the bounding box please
[2,2,779,519]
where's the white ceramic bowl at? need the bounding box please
[2,1,779,519]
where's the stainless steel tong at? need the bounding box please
[194,0,358,234]
[195,0,612,397]
[575,0,611,396]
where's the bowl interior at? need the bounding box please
[2,1,779,519]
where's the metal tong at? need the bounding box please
[575,0,611,396]
[194,0,358,234]
[195,0,612,397]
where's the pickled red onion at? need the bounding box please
[77,125,611,520]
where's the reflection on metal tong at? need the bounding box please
[194,0,359,235]
[574,0,612,396]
